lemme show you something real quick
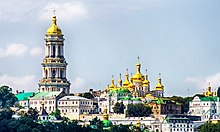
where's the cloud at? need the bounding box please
[185,73,220,90]
[30,47,43,56]
[39,1,88,21]
[0,74,38,92]
[0,43,28,58]
[71,77,87,93]
[0,43,43,58]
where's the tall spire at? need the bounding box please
[123,69,130,87]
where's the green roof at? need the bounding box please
[103,120,113,129]
[31,91,62,99]
[200,96,218,101]
[151,98,180,105]
[16,92,34,101]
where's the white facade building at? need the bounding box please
[189,96,220,121]
[58,96,94,120]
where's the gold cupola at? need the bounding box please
[109,75,116,90]
[132,57,144,82]
[123,69,130,87]
[205,83,213,96]
[103,106,109,120]
[155,73,164,90]
[118,73,123,87]
[47,16,62,35]
[143,69,150,87]
[128,73,135,92]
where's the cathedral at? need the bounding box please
[99,58,165,113]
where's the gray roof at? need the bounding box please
[59,96,91,101]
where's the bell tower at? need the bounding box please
[38,15,71,95]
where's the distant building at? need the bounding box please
[162,115,195,132]
[188,84,220,121]
[58,96,94,120]
[148,98,182,115]
[15,92,34,108]
[29,91,66,113]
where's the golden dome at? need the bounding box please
[118,73,122,85]
[109,76,116,90]
[136,119,141,128]
[123,70,130,87]
[132,57,144,82]
[143,70,150,87]
[155,73,164,90]
[103,106,109,120]
[47,16,62,35]
[205,83,213,96]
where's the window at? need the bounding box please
[52,45,55,57]
[52,70,56,78]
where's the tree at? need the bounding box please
[109,124,131,132]
[89,116,104,132]
[79,92,94,99]
[50,108,62,120]
[113,102,125,114]
[168,96,193,114]
[0,86,18,108]
[27,108,39,120]
[126,103,152,117]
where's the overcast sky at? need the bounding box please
[0,0,220,96]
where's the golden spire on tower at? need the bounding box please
[118,73,122,86]
[47,14,62,35]
[205,82,213,96]
[143,69,150,87]
[109,75,116,90]
[155,73,164,90]
[132,57,144,82]
[103,106,109,120]
[123,69,130,87]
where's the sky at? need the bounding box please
[0,0,220,97]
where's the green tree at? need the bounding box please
[109,124,131,132]
[113,102,125,114]
[26,108,39,120]
[126,103,152,117]
[0,86,18,108]
[79,92,94,99]
[50,108,62,120]
[0,108,14,120]
[89,116,104,132]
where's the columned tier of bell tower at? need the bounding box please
[38,16,71,95]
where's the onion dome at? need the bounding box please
[136,119,141,128]
[109,76,116,90]
[213,89,217,96]
[132,57,144,82]
[123,69,130,87]
[143,70,150,87]
[205,83,213,96]
[47,16,62,35]
[118,73,123,86]
[155,73,164,90]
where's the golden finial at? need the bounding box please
[103,106,109,120]
[136,116,141,128]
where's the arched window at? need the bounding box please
[60,70,63,78]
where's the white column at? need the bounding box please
[56,45,59,57]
